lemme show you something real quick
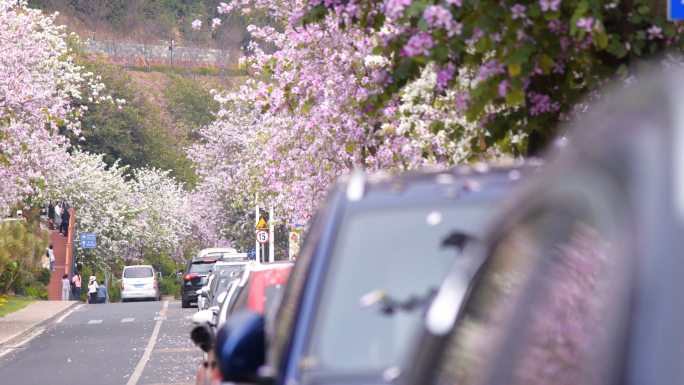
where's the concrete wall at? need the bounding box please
[84,40,230,68]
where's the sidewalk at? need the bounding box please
[0,301,79,348]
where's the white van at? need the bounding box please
[121,265,161,302]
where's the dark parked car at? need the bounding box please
[402,72,684,385]
[214,165,531,385]
[181,255,219,308]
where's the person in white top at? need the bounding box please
[54,203,62,232]
[47,244,54,271]
[88,277,99,304]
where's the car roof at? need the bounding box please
[335,163,537,211]
[197,247,237,259]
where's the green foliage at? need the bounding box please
[158,278,180,297]
[36,268,52,286]
[25,286,49,300]
[163,75,220,132]
[65,57,198,186]
[0,221,48,295]
[10,268,25,295]
[109,282,121,302]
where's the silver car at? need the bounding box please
[121,265,161,302]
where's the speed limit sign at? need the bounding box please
[255,230,269,244]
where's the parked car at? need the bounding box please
[197,267,244,311]
[213,166,531,384]
[196,256,251,311]
[121,265,161,302]
[401,72,684,385]
[192,261,294,385]
[181,252,223,308]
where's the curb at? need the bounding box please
[0,301,80,350]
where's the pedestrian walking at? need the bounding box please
[88,277,98,304]
[47,244,54,271]
[48,200,55,229]
[72,271,82,301]
[98,281,107,304]
[61,274,70,301]
[60,206,70,238]
[54,202,62,232]
[41,251,50,269]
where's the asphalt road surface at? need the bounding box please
[0,300,201,385]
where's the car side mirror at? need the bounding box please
[190,322,214,352]
[201,291,210,298]
[192,309,215,325]
[216,310,268,383]
[209,306,220,314]
[216,291,228,304]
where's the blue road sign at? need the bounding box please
[670,0,684,20]
[80,233,97,249]
[247,248,256,259]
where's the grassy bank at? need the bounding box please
[0,295,37,318]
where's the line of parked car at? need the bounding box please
[188,73,684,385]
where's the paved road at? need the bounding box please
[0,300,201,385]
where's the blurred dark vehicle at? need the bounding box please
[215,166,531,385]
[402,72,684,385]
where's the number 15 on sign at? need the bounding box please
[256,230,269,244]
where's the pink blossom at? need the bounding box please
[448,21,463,37]
[510,4,526,20]
[423,5,452,29]
[498,80,509,98]
[384,0,412,19]
[444,0,462,6]
[475,59,505,84]
[436,63,456,89]
[647,25,664,40]
[402,33,435,57]
[576,17,593,32]
[548,20,568,35]
[217,2,231,13]
[539,0,561,12]
[212,18,221,30]
[191,19,202,30]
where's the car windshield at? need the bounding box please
[213,264,244,273]
[189,261,216,274]
[124,267,153,278]
[307,202,496,374]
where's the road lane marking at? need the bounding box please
[0,327,45,358]
[126,320,163,385]
[55,304,84,323]
[163,300,169,308]
[87,319,102,324]
[154,317,167,320]
[151,347,199,353]
[121,318,135,322]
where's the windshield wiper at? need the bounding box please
[358,288,438,316]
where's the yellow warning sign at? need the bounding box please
[256,218,269,230]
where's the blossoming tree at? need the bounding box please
[301,0,684,154]
[0,0,103,211]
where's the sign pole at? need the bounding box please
[255,194,260,264]
[269,206,274,262]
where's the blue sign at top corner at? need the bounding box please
[669,0,684,20]
[80,233,97,249]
